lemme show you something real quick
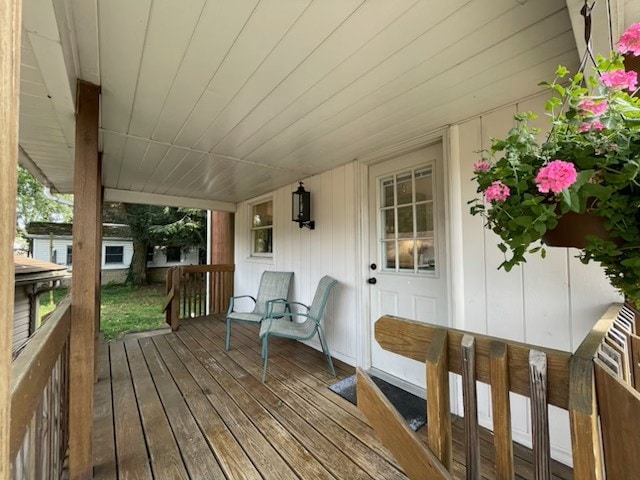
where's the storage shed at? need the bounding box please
[13,256,68,357]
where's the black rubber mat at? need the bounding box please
[328,373,426,431]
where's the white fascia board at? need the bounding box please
[103,188,237,213]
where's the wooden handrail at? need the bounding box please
[10,297,71,459]
[375,315,572,408]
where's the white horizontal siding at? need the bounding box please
[32,236,134,269]
[13,287,31,354]
[234,163,360,365]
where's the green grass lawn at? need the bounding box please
[39,283,166,340]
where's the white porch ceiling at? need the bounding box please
[19,0,580,206]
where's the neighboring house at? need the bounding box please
[13,256,68,358]
[26,222,200,284]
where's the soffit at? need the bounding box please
[21,0,579,204]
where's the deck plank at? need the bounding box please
[187,320,407,480]
[109,341,153,480]
[182,327,374,480]
[152,334,287,480]
[94,315,573,480]
[172,329,339,479]
[92,340,117,480]
[124,340,190,480]
[137,337,225,479]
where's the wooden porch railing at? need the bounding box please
[10,297,71,479]
[164,264,234,330]
[359,307,640,480]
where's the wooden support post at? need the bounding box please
[489,341,514,479]
[69,80,100,480]
[170,267,180,331]
[425,328,452,471]
[529,350,551,480]
[94,153,102,381]
[210,210,234,313]
[461,334,480,480]
[0,0,22,476]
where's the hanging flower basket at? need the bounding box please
[469,20,640,306]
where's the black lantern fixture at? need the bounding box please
[292,182,315,230]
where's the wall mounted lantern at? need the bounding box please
[292,182,315,230]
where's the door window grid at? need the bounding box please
[380,166,436,274]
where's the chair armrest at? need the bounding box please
[227,295,257,315]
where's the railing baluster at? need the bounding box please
[461,334,480,480]
[530,350,551,480]
[490,341,514,479]
[426,328,452,471]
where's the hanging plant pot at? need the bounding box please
[541,211,614,248]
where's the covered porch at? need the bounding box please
[3,0,640,479]
[94,316,573,480]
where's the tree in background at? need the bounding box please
[16,165,73,240]
[103,202,206,285]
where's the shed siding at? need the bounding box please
[13,287,31,354]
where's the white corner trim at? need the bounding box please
[446,125,466,331]
[103,188,236,212]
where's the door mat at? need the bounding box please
[328,374,426,431]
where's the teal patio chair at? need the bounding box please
[226,271,293,351]
[259,275,338,383]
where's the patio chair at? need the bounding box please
[225,271,293,351]
[259,275,337,383]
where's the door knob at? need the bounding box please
[367,277,377,285]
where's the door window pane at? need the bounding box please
[379,164,436,274]
[416,203,434,235]
[416,239,435,272]
[382,209,395,239]
[382,241,396,270]
[382,179,394,207]
[415,167,433,201]
[397,206,413,237]
[398,239,415,270]
[396,172,412,205]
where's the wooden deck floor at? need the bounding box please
[93,315,573,479]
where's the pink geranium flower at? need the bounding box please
[578,98,608,116]
[601,69,638,91]
[578,120,605,132]
[535,160,577,193]
[618,23,640,56]
[473,160,490,172]
[484,181,510,202]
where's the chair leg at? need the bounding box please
[225,318,232,351]
[317,327,335,376]
[261,336,269,383]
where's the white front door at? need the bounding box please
[368,143,449,387]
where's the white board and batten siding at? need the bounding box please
[453,91,622,464]
[234,163,360,365]
[234,91,621,465]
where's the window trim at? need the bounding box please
[66,245,72,266]
[104,245,125,265]
[165,246,182,263]
[248,195,274,259]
